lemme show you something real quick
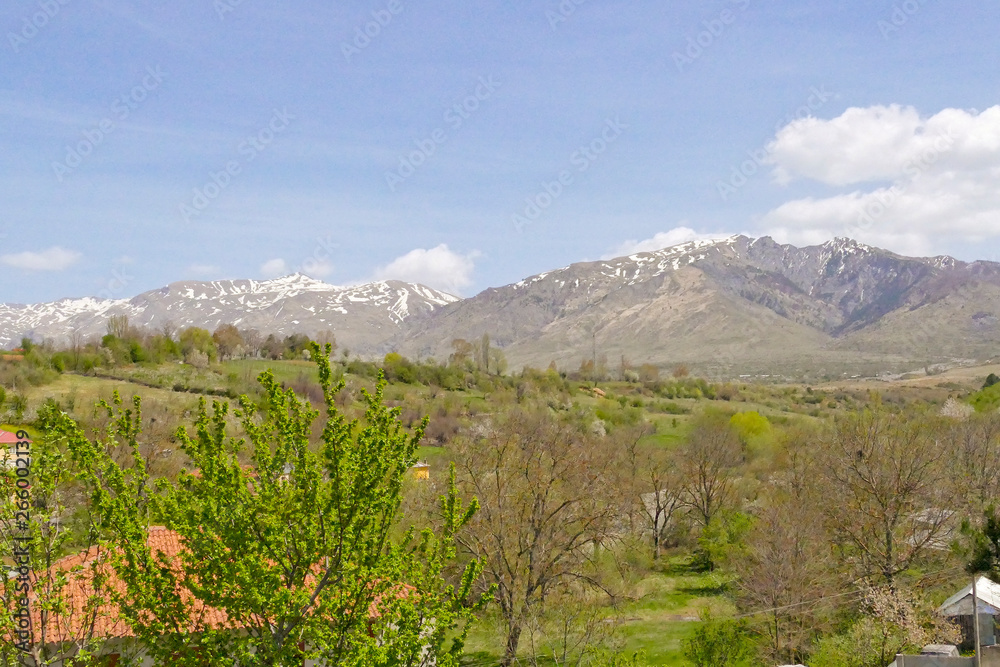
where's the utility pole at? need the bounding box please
[974,575,983,667]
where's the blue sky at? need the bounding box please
[1,0,998,303]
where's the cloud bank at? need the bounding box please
[1,247,81,271]
[760,104,1000,255]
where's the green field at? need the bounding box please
[4,355,988,666]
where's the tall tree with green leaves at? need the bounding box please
[0,424,137,666]
[46,343,488,666]
[960,505,1000,579]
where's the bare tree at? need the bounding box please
[821,405,950,584]
[240,328,262,358]
[160,320,177,341]
[736,430,836,664]
[677,414,742,528]
[453,409,623,667]
[69,328,84,366]
[622,426,683,560]
[106,314,130,340]
[944,411,1000,514]
[449,339,474,367]
[313,329,337,355]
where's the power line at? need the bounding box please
[730,565,968,620]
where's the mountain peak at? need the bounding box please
[258,273,338,290]
[820,237,875,254]
[0,276,459,352]
[639,234,741,259]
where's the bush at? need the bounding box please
[682,613,759,667]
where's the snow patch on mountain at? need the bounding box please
[0,275,459,349]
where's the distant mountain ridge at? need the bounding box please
[398,236,1000,378]
[5,237,1000,380]
[0,274,458,355]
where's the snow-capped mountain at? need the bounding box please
[399,235,1000,377]
[7,237,1000,378]
[0,274,458,354]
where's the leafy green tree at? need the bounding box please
[729,412,770,441]
[682,613,759,667]
[694,511,753,572]
[178,326,217,363]
[146,334,181,363]
[959,505,1000,579]
[283,333,312,359]
[211,323,244,360]
[48,344,488,666]
[984,373,1000,390]
[809,586,956,667]
[0,424,133,666]
[100,334,132,365]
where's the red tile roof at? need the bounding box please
[24,527,411,646]
[26,527,230,645]
[0,431,31,444]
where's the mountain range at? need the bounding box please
[0,275,457,358]
[5,236,1000,380]
[399,236,1000,378]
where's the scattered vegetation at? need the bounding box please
[1,321,997,665]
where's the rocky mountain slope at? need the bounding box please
[0,275,458,355]
[399,236,1000,377]
[5,237,1000,379]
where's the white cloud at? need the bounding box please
[603,226,732,259]
[373,244,478,295]
[759,104,1000,253]
[260,258,288,278]
[1,246,81,271]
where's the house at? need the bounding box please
[411,462,431,480]
[939,575,1000,651]
[18,527,229,666]
[0,429,31,469]
[15,527,429,666]
[886,644,1000,666]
